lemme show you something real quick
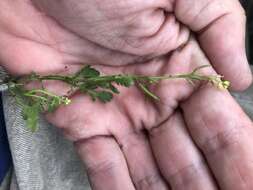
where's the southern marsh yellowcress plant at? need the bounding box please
[0,65,230,132]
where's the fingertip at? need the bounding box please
[205,45,252,91]
[229,70,252,91]
[227,58,252,91]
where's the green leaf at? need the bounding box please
[79,83,98,94]
[47,97,61,112]
[75,65,100,78]
[97,82,110,89]
[87,91,97,101]
[97,82,120,94]
[21,102,41,132]
[8,83,26,97]
[115,76,134,87]
[109,84,120,94]
[96,91,113,103]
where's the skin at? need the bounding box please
[0,0,253,189]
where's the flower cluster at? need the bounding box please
[208,75,230,90]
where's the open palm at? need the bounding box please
[1,0,253,190]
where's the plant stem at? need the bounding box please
[0,64,230,132]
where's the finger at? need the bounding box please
[75,136,135,190]
[175,0,252,90]
[114,130,169,190]
[0,30,65,75]
[149,111,218,190]
[181,85,253,189]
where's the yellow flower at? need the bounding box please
[63,97,71,105]
[221,80,230,89]
[209,76,230,90]
[216,80,230,90]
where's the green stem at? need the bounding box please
[31,75,75,86]
[24,94,48,102]
[26,89,61,98]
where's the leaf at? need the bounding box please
[96,91,113,103]
[109,84,120,94]
[9,83,25,97]
[47,97,61,112]
[87,91,97,101]
[75,65,100,78]
[98,82,120,94]
[97,81,111,89]
[115,76,134,87]
[21,102,41,132]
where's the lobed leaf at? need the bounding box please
[114,76,135,87]
[96,91,113,103]
[21,102,41,132]
[75,65,100,78]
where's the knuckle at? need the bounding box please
[86,159,120,178]
[135,174,165,190]
[117,130,145,150]
[200,127,244,155]
[168,160,207,188]
[62,123,85,141]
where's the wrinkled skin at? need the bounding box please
[1,0,253,190]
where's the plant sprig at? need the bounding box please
[1,65,230,131]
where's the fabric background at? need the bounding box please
[2,95,91,190]
[0,95,12,185]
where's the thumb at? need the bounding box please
[175,0,252,90]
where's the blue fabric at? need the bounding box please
[0,94,12,185]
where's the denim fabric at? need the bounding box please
[0,94,12,185]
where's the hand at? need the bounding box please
[1,1,253,190]
[1,0,252,89]
[45,40,253,190]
